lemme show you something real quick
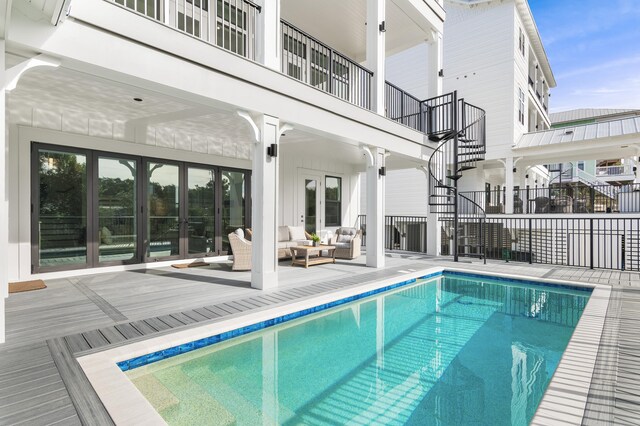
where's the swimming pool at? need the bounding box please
[114,272,591,425]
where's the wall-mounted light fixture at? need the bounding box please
[513,167,517,173]
[634,167,638,172]
[379,166,386,176]
[267,143,278,158]
[438,69,444,77]
[379,21,386,32]
[525,174,529,179]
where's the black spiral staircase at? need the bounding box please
[426,91,487,262]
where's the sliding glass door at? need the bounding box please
[187,167,216,256]
[34,147,89,270]
[97,156,138,265]
[32,143,250,272]
[146,161,181,260]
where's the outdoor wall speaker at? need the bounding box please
[267,143,278,158]
[379,166,386,176]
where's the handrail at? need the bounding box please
[281,19,373,110]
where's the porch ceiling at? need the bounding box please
[7,61,428,168]
[281,0,439,63]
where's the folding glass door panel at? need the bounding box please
[97,156,138,265]
[221,170,247,253]
[187,166,216,256]
[146,161,181,260]
[34,147,89,270]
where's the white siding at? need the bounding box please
[442,1,518,161]
[360,169,429,217]
[385,43,430,100]
[279,149,360,231]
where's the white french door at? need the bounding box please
[297,172,323,234]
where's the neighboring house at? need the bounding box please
[546,109,640,186]
[0,0,456,342]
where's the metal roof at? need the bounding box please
[550,108,640,124]
[515,117,640,149]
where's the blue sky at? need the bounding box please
[529,0,640,112]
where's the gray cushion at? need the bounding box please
[337,234,352,243]
[278,241,300,249]
[288,226,306,241]
[334,242,351,249]
[278,226,290,242]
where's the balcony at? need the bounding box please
[111,0,261,60]
[596,164,634,177]
[280,21,373,110]
[106,0,439,131]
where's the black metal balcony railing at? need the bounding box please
[461,183,640,215]
[111,0,260,60]
[356,215,429,253]
[384,82,424,131]
[441,217,640,271]
[281,20,373,110]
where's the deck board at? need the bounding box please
[1,255,639,424]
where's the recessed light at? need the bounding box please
[133,97,143,102]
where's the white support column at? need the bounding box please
[426,30,443,98]
[366,0,386,114]
[366,147,385,268]
[419,166,439,256]
[250,114,280,290]
[257,0,280,70]
[0,39,7,343]
[505,157,514,214]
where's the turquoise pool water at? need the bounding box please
[125,273,591,425]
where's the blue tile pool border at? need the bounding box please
[117,270,592,372]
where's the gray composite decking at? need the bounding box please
[1,254,639,425]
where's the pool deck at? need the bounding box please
[1,253,639,425]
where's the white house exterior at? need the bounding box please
[382,0,554,218]
[0,0,451,342]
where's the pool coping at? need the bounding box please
[77,266,609,425]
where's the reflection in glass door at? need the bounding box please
[304,178,318,234]
[36,149,88,269]
[222,170,246,252]
[97,157,137,264]
[187,167,215,255]
[147,162,181,259]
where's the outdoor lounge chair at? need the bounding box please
[228,230,251,271]
[330,227,362,259]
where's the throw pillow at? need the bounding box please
[278,226,290,242]
[234,228,245,240]
[337,233,352,243]
[288,226,306,241]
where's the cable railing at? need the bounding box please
[281,20,373,110]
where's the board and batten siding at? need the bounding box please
[385,43,430,100]
[359,169,429,217]
[443,0,519,161]
[279,147,360,231]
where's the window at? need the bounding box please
[518,87,525,125]
[578,161,585,171]
[325,176,342,227]
[518,27,525,56]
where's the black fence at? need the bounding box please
[460,183,640,214]
[441,216,640,271]
[356,215,429,253]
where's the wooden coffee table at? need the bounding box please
[290,245,336,268]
